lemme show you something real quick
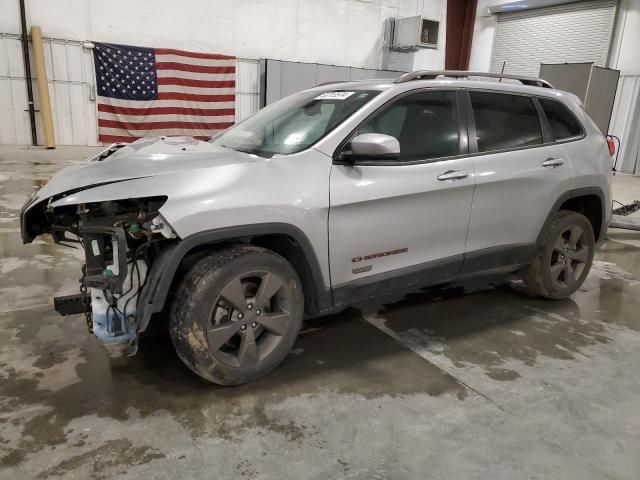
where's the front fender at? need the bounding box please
[136,223,332,332]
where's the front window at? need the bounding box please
[355,90,459,162]
[211,90,380,157]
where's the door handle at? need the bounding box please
[542,157,564,168]
[437,170,469,181]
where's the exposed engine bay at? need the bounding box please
[26,192,175,356]
[65,196,173,354]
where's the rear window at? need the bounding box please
[469,91,543,153]
[539,98,583,140]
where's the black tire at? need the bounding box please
[522,210,595,299]
[170,245,303,385]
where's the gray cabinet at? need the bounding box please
[539,62,620,134]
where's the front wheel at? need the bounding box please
[522,210,595,299]
[170,245,304,385]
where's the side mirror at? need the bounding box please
[344,133,400,161]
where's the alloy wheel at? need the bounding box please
[549,225,590,291]
[206,271,292,368]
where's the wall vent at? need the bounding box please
[389,16,440,51]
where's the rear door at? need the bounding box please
[328,89,476,303]
[462,90,574,273]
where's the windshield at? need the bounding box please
[211,89,380,157]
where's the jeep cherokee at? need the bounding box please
[20,70,612,385]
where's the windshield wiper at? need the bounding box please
[234,147,260,155]
[216,143,274,158]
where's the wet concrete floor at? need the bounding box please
[1,146,640,479]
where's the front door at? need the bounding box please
[328,89,476,304]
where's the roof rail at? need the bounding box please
[315,80,349,87]
[395,70,554,89]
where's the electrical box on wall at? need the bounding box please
[391,16,440,51]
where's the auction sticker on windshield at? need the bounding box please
[315,91,356,100]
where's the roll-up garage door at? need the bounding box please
[490,0,617,77]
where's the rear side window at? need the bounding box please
[469,92,543,153]
[539,98,583,140]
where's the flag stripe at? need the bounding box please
[156,70,236,81]
[154,54,236,67]
[155,48,235,60]
[157,92,236,102]
[99,134,142,143]
[97,97,235,110]
[100,126,223,137]
[99,118,234,130]
[157,77,235,88]
[99,134,212,143]
[98,103,235,117]
[155,62,235,74]
[158,86,235,96]
[98,111,235,124]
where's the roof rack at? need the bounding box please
[395,70,554,89]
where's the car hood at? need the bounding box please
[34,136,257,202]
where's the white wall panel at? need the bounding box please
[69,84,87,145]
[67,45,85,82]
[50,42,68,81]
[0,0,445,70]
[0,80,12,144]
[52,81,73,145]
[0,33,99,146]
[609,0,640,75]
[6,35,24,77]
[10,80,30,144]
[609,75,640,174]
[233,0,298,62]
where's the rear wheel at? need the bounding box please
[170,245,303,385]
[522,210,595,299]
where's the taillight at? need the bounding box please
[606,135,616,157]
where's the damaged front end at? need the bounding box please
[24,194,176,357]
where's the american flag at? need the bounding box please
[93,42,236,143]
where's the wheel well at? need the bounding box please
[559,194,603,240]
[249,234,320,315]
[164,234,321,318]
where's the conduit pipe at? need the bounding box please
[18,0,37,145]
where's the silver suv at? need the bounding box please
[21,70,612,385]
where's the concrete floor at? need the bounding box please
[1,145,640,480]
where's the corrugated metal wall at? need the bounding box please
[0,33,261,146]
[235,58,261,123]
[490,0,617,76]
[0,33,99,146]
[610,75,640,174]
